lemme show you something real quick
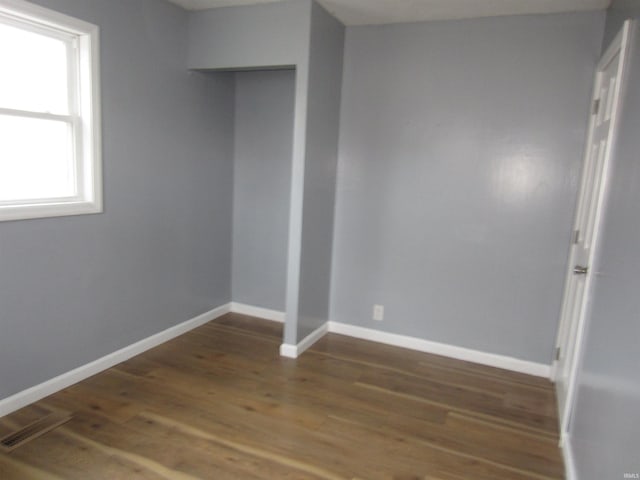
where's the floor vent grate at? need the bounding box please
[1,411,72,452]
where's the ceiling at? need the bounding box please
[167,0,611,26]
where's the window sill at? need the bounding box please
[0,200,103,222]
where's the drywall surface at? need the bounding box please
[569,13,640,479]
[295,2,345,341]
[0,0,234,400]
[331,12,604,363]
[187,0,310,69]
[602,0,640,47]
[232,70,295,311]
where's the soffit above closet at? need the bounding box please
[168,0,610,25]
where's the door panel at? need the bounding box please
[554,21,633,440]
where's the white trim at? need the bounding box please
[278,320,550,377]
[230,303,285,323]
[0,201,103,222]
[0,107,73,123]
[561,435,578,480]
[279,322,329,359]
[0,0,99,33]
[327,322,551,378]
[279,344,298,358]
[0,303,231,417]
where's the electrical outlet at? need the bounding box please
[373,304,384,321]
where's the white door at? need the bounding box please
[554,20,633,440]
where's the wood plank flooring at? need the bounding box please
[0,313,564,479]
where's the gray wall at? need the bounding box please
[232,70,295,311]
[295,2,345,341]
[0,0,234,400]
[602,0,640,47]
[187,0,309,70]
[330,12,604,363]
[570,4,640,478]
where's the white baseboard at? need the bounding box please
[0,303,232,418]
[562,434,578,480]
[230,302,285,323]
[279,343,298,358]
[327,322,551,379]
[279,322,329,359]
[277,320,551,378]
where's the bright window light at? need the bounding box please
[0,0,101,222]
[0,22,69,114]
[0,116,75,201]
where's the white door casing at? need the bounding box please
[553,20,634,442]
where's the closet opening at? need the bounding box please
[231,69,295,320]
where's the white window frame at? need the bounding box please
[0,0,101,222]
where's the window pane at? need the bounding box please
[0,21,70,114]
[0,115,75,202]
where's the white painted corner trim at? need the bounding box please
[0,303,232,417]
[327,322,552,379]
[230,303,285,323]
[280,322,329,359]
[562,435,578,480]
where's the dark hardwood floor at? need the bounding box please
[0,313,564,479]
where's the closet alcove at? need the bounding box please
[197,67,296,344]
[230,69,295,314]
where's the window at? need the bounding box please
[0,0,101,222]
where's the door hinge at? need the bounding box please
[572,229,580,244]
[593,99,600,115]
[556,347,561,361]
